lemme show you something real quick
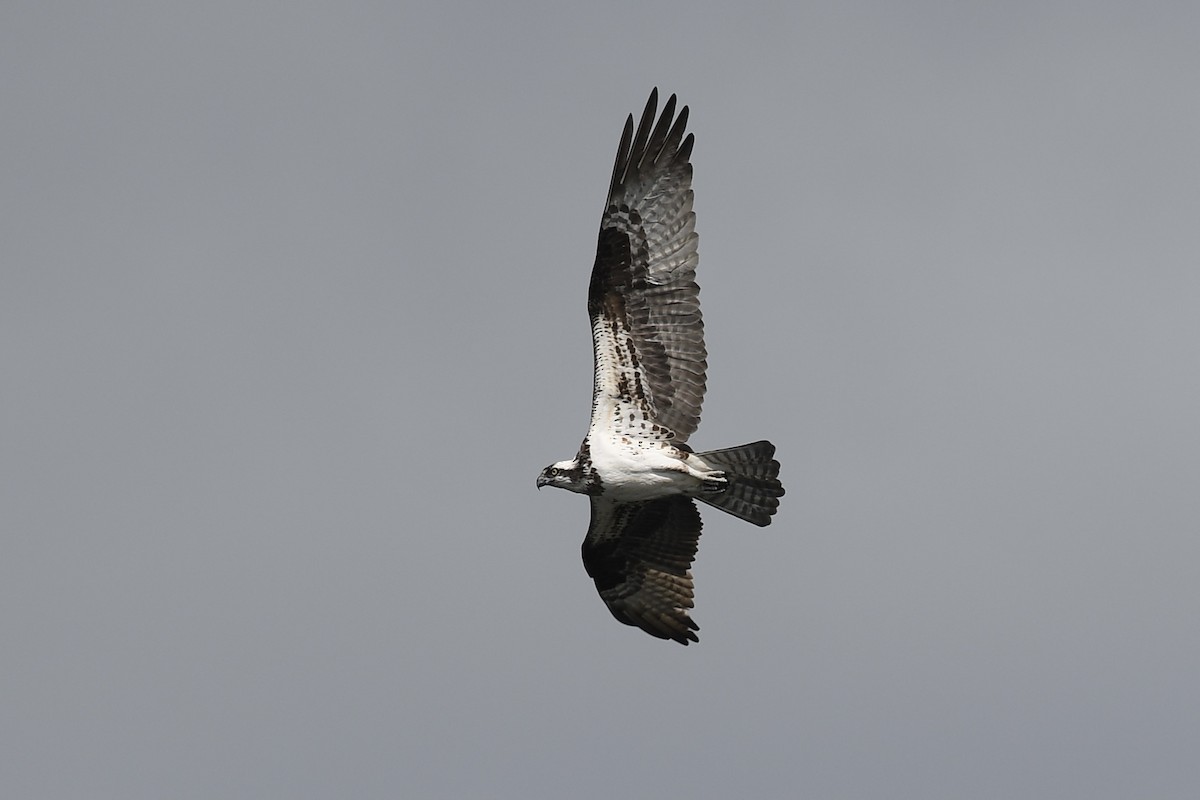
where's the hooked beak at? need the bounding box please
[536,474,548,490]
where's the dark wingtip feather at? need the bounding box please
[659,104,689,161]
[626,89,659,176]
[677,131,695,165]
[606,113,635,201]
[642,93,678,168]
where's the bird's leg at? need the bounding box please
[681,463,727,492]
[671,448,728,492]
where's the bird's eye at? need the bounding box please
[549,468,560,476]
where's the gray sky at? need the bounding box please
[4,2,1200,797]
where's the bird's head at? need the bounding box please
[537,459,587,493]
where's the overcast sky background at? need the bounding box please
[4,2,1200,798]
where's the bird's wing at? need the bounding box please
[588,88,705,443]
[582,495,703,644]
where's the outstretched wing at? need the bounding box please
[582,495,703,645]
[588,89,706,443]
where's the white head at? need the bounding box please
[536,458,588,493]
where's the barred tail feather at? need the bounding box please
[694,440,784,526]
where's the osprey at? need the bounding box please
[537,89,785,645]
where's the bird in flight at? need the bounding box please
[537,89,784,645]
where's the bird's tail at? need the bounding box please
[693,440,784,526]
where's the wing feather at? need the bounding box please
[588,88,706,442]
[581,495,703,645]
